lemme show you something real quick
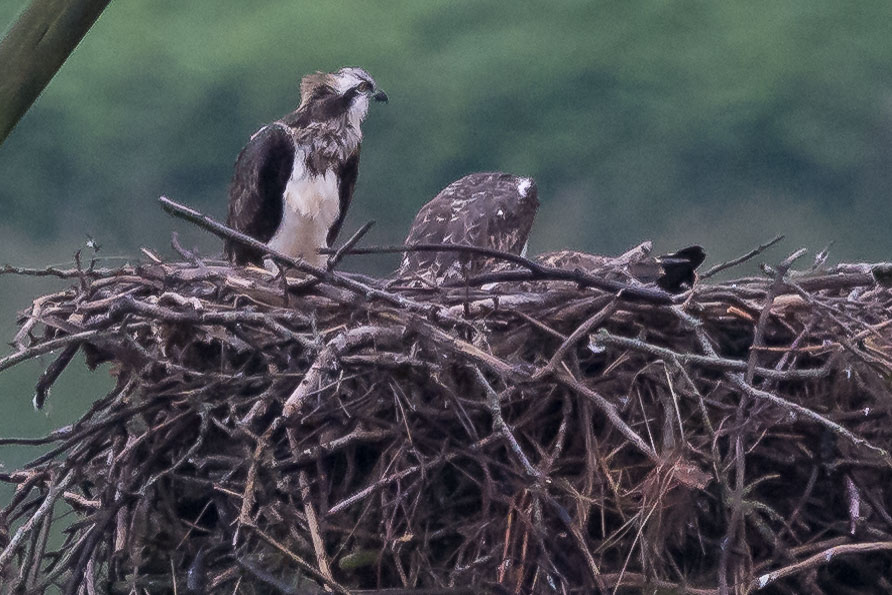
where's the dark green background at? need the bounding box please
[1,1,890,477]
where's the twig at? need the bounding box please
[746,248,807,383]
[299,470,334,585]
[334,242,676,304]
[471,366,542,480]
[752,541,892,590]
[326,220,375,270]
[159,196,460,321]
[32,342,80,409]
[589,329,829,381]
[0,329,102,374]
[728,373,890,464]
[0,263,112,279]
[534,297,617,379]
[248,525,350,594]
[554,370,658,462]
[700,235,785,279]
[0,470,74,569]
[282,325,403,420]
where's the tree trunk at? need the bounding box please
[0,0,111,144]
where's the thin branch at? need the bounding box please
[332,242,676,304]
[0,470,74,569]
[0,329,101,374]
[700,235,785,279]
[159,196,461,321]
[471,366,542,480]
[589,329,830,381]
[753,541,892,590]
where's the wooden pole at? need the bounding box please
[0,0,112,144]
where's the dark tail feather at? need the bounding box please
[656,245,706,292]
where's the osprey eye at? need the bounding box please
[357,81,372,92]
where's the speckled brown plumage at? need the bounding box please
[397,172,539,282]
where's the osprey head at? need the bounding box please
[299,66,387,125]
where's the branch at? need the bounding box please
[0,0,112,144]
[753,541,892,590]
[0,470,74,569]
[589,329,830,381]
[158,196,460,322]
[700,235,784,279]
[332,243,676,304]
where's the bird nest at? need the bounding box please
[2,210,892,594]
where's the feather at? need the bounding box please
[225,68,384,267]
[398,172,539,282]
[225,125,294,264]
[328,148,361,247]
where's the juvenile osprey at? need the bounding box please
[536,244,706,293]
[397,172,539,282]
[225,67,387,266]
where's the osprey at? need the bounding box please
[395,171,703,292]
[225,67,387,266]
[536,244,705,293]
[397,172,539,282]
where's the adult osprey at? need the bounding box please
[225,67,387,267]
[397,172,539,282]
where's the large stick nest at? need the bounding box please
[1,238,892,594]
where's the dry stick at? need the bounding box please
[0,263,114,279]
[597,573,717,595]
[723,249,805,593]
[158,196,458,322]
[589,329,829,381]
[534,296,617,380]
[793,270,877,293]
[471,366,541,480]
[700,235,785,279]
[727,375,889,462]
[290,220,377,293]
[234,425,274,547]
[0,470,74,569]
[746,248,807,383]
[330,243,676,304]
[32,342,80,409]
[0,426,73,447]
[0,329,102,374]
[111,295,312,327]
[325,436,500,518]
[283,325,403,420]
[22,493,54,591]
[405,313,523,380]
[274,428,392,472]
[248,525,350,595]
[326,455,446,517]
[553,370,658,462]
[298,469,334,586]
[327,220,376,270]
[752,541,892,590]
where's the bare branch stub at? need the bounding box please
[0,235,890,593]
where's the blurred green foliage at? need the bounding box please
[0,1,890,464]
[1,0,890,263]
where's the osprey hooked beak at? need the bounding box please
[373,89,388,103]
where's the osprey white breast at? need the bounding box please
[266,157,340,266]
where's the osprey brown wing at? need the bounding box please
[225,125,295,265]
[398,172,539,282]
[327,147,361,247]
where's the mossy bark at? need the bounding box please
[0,0,111,144]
